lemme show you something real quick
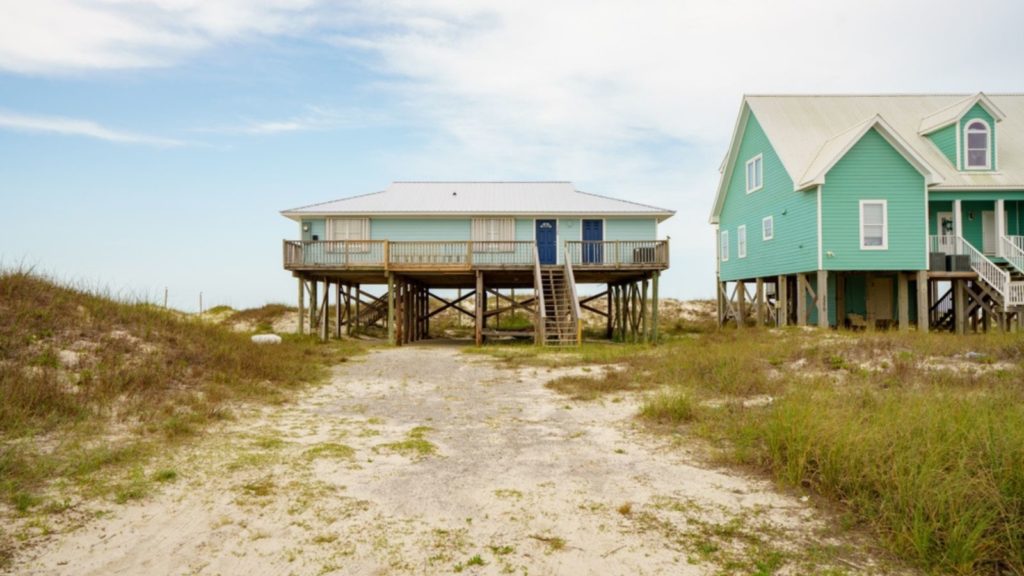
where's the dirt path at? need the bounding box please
[14,345,887,575]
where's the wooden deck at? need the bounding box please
[283,239,669,281]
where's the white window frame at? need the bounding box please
[720,230,729,262]
[472,217,514,252]
[745,154,764,194]
[859,200,888,250]
[963,119,991,170]
[327,217,370,253]
[737,225,747,258]
[762,216,774,241]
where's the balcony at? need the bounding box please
[283,240,669,271]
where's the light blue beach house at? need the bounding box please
[282,182,673,345]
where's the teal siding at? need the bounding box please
[929,197,1024,241]
[514,218,534,242]
[928,200,953,235]
[820,128,927,271]
[301,219,326,241]
[960,103,996,170]
[927,123,957,166]
[719,110,818,281]
[606,219,657,240]
[369,218,471,241]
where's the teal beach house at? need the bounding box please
[711,93,1024,332]
[282,182,673,345]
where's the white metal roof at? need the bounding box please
[746,93,1024,190]
[282,181,675,221]
[711,93,1024,223]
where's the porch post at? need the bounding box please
[387,273,395,345]
[953,199,963,247]
[651,272,660,344]
[996,199,1006,257]
[796,274,807,326]
[817,270,829,328]
[735,280,746,328]
[475,271,484,346]
[897,272,910,332]
[954,278,966,335]
[606,284,614,339]
[297,278,305,335]
[777,275,789,327]
[755,278,765,326]
[916,270,929,333]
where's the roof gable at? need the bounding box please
[798,115,942,189]
[282,182,674,221]
[739,94,1024,191]
[919,92,1006,135]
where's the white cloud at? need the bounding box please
[0,110,187,147]
[0,0,320,74]
[193,106,383,135]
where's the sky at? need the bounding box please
[2,0,1023,310]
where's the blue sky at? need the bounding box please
[2,0,1023,310]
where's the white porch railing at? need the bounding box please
[1001,236,1024,276]
[930,235,1022,307]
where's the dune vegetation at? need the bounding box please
[479,320,1024,575]
[0,269,359,564]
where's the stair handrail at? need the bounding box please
[956,236,1011,308]
[563,245,583,344]
[1001,235,1024,276]
[533,244,546,343]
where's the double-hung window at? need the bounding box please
[745,154,763,193]
[859,200,888,249]
[737,225,747,258]
[720,230,730,262]
[762,216,774,241]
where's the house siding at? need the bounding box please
[927,123,957,166]
[301,219,326,242]
[370,218,471,241]
[960,103,997,170]
[820,128,927,271]
[929,196,1024,241]
[718,110,818,281]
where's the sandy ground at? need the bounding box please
[12,344,891,576]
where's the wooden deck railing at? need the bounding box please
[564,240,669,268]
[283,240,539,269]
[283,240,387,267]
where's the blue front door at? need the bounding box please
[536,220,557,265]
[582,219,603,264]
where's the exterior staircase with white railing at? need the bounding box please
[931,235,1024,309]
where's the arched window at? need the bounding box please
[965,120,991,169]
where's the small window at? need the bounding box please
[737,225,747,258]
[860,200,888,249]
[964,120,991,169]
[720,230,729,262]
[762,216,774,241]
[745,154,763,193]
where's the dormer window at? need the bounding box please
[965,120,991,170]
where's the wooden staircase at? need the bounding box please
[540,268,579,345]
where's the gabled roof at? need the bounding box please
[711,94,1024,223]
[919,92,1006,134]
[282,181,675,221]
[797,115,943,189]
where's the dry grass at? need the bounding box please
[0,269,361,553]
[528,320,1024,575]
